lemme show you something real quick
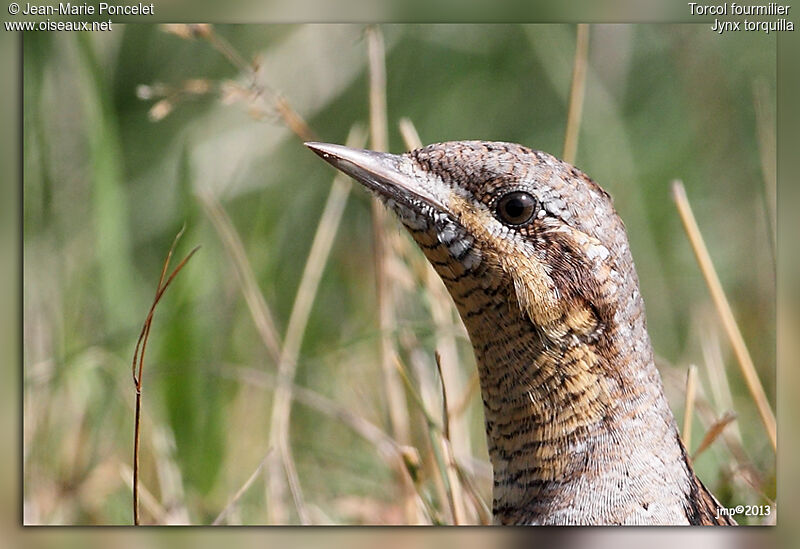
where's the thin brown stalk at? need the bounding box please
[131,227,199,525]
[198,193,282,363]
[120,463,168,525]
[562,24,590,164]
[682,365,698,448]
[266,125,366,524]
[693,411,738,460]
[212,449,273,525]
[131,226,187,385]
[672,181,776,451]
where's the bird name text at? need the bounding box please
[688,3,794,34]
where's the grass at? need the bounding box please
[672,180,776,451]
[22,24,776,525]
[131,227,199,524]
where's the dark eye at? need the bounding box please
[495,191,537,226]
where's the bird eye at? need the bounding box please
[495,191,537,226]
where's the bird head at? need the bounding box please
[305,141,703,525]
[306,141,632,340]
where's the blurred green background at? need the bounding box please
[23,24,776,525]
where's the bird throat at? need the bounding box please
[406,222,700,525]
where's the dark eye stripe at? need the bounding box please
[495,191,537,226]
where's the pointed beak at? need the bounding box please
[304,142,446,211]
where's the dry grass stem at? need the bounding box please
[693,411,738,460]
[170,26,323,522]
[274,95,317,142]
[366,25,407,441]
[266,125,366,524]
[396,352,482,524]
[394,355,456,522]
[682,365,698,448]
[178,25,404,523]
[198,192,282,363]
[398,117,422,150]
[154,25,316,142]
[212,449,273,525]
[367,26,389,153]
[367,25,416,522]
[394,356,442,432]
[435,352,451,441]
[562,24,590,164]
[681,319,760,492]
[672,181,776,451]
[434,352,466,525]
[454,462,492,525]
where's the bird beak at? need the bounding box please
[304,142,446,211]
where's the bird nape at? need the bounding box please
[305,140,735,526]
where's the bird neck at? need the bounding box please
[445,259,697,524]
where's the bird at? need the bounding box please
[305,140,735,526]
